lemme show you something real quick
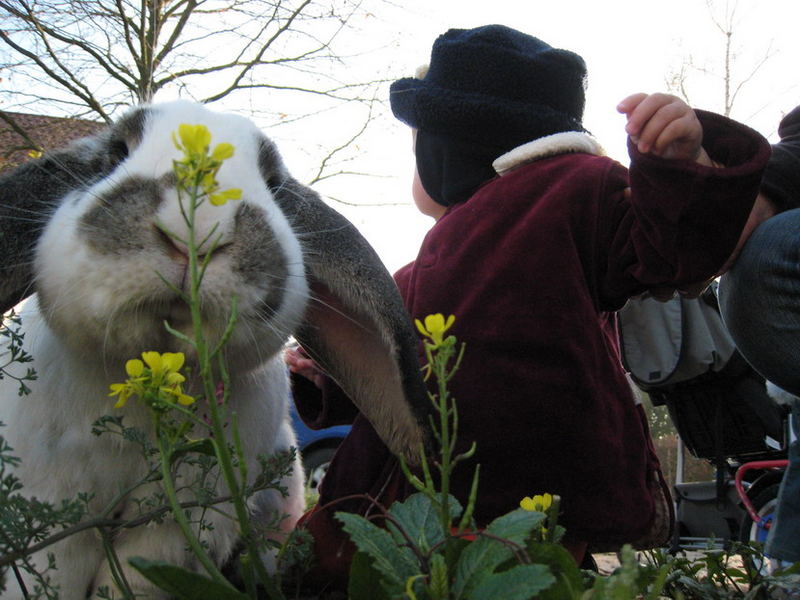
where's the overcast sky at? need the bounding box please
[290,0,800,272]
[9,1,794,273]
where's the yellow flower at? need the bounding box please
[172,124,241,208]
[109,351,196,409]
[141,351,184,380]
[415,313,455,348]
[27,149,43,159]
[520,493,553,513]
[175,123,212,156]
[109,382,135,408]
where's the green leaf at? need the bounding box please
[348,551,392,600]
[485,509,546,546]
[645,564,671,600]
[429,553,450,600]
[581,546,650,600]
[452,537,514,598]
[128,557,248,600]
[171,438,216,462]
[471,564,555,600]
[725,567,747,580]
[386,493,459,552]
[337,512,420,591]
[525,542,583,600]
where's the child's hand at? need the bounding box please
[617,93,712,165]
[285,344,327,389]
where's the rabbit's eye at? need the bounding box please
[109,138,130,165]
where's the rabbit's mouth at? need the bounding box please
[157,226,190,266]
[165,298,192,326]
[155,225,235,293]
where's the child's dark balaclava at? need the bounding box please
[390,24,588,207]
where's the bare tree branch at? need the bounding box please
[0,0,386,118]
[667,0,775,119]
[0,0,401,195]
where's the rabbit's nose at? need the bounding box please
[156,226,230,265]
[155,185,237,254]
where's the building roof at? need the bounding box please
[0,111,105,174]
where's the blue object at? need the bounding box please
[289,402,351,454]
[289,402,351,491]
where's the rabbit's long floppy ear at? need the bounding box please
[0,144,105,314]
[270,176,431,464]
[0,108,146,315]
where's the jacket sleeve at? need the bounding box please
[601,110,770,305]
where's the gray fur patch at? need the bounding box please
[233,203,289,318]
[257,137,289,194]
[79,176,163,255]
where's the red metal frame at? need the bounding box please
[734,460,790,524]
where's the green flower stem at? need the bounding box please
[155,420,232,588]
[100,529,135,599]
[456,463,480,533]
[231,411,248,487]
[182,179,285,600]
[433,353,453,538]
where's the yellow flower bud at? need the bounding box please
[165,372,185,386]
[210,188,243,206]
[125,359,144,377]
[177,392,196,406]
[415,313,456,347]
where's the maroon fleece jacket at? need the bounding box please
[293,110,770,579]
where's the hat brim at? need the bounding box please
[390,76,584,149]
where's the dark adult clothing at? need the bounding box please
[719,104,800,564]
[294,110,770,583]
[761,105,800,213]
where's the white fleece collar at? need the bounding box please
[492,131,605,176]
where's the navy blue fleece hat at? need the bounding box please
[390,24,587,150]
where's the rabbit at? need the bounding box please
[0,100,430,599]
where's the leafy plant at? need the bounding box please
[337,315,566,600]
[333,314,800,600]
[0,309,36,396]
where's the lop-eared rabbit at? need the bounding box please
[0,101,428,599]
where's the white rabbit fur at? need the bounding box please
[0,101,330,598]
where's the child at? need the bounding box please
[288,24,770,586]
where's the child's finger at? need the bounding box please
[622,94,673,140]
[635,101,690,153]
[639,105,682,152]
[616,92,648,116]
[651,116,698,159]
